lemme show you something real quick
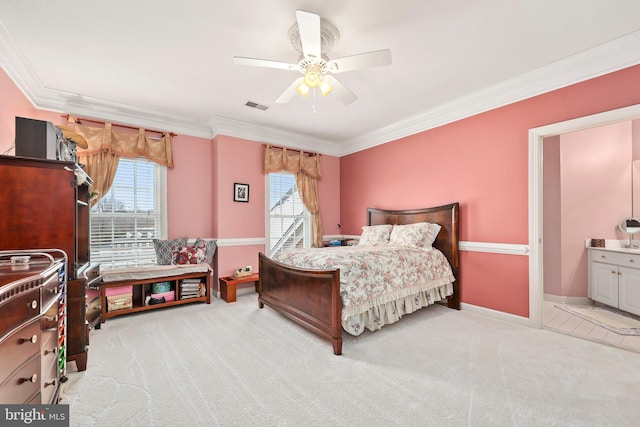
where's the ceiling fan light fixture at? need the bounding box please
[319,79,333,96]
[302,66,321,88]
[296,82,311,97]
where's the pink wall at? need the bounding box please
[543,136,561,296]
[0,68,342,296]
[210,135,341,287]
[341,64,640,317]
[559,122,631,297]
[0,68,59,153]
[166,133,215,239]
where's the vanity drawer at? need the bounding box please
[591,249,640,268]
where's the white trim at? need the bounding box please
[460,302,530,327]
[339,30,640,156]
[2,19,639,155]
[216,238,265,247]
[210,116,341,157]
[459,241,529,255]
[528,104,640,329]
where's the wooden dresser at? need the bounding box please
[0,155,96,372]
[0,251,65,404]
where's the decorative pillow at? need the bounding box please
[358,224,393,246]
[172,245,207,265]
[153,237,188,265]
[194,238,218,265]
[389,222,441,248]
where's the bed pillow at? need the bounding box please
[389,222,441,248]
[172,245,207,265]
[194,238,218,265]
[153,236,188,265]
[358,224,393,246]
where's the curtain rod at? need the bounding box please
[61,114,177,137]
[262,143,321,156]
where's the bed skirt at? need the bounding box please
[342,281,454,336]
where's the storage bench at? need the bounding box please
[99,264,212,322]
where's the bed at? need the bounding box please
[258,202,460,355]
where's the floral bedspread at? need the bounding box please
[272,245,455,321]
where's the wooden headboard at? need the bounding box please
[367,202,460,309]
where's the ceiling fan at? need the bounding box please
[233,10,392,105]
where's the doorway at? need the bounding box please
[528,104,640,336]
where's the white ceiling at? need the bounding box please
[1,1,640,156]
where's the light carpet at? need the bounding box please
[556,305,640,336]
[60,295,640,427]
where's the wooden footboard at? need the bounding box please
[259,202,460,356]
[258,253,343,355]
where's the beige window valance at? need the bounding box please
[263,144,321,179]
[263,145,323,247]
[67,115,174,168]
[66,115,174,206]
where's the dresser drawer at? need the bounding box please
[0,319,40,380]
[0,288,40,339]
[41,273,60,310]
[590,249,640,268]
[40,335,59,405]
[0,354,41,404]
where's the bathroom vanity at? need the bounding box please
[588,247,640,316]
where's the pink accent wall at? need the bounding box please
[0,68,59,153]
[167,133,215,239]
[543,136,561,296]
[341,64,640,317]
[558,122,631,297]
[208,135,341,286]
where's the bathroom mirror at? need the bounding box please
[619,217,640,248]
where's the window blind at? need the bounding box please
[267,173,309,257]
[90,158,161,269]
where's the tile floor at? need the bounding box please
[543,301,640,353]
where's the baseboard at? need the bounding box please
[460,302,531,327]
[543,294,592,306]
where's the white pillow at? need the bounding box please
[388,222,441,248]
[358,224,393,246]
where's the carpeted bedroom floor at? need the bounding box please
[60,295,640,427]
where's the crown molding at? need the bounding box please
[339,30,640,156]
[209,115,341,156]
[2,14,639,155]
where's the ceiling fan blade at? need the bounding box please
[327,49,392,73]
[323,75,357,105]
[275,77,304,103]
[296,10,321,59]
[233,56,298,71]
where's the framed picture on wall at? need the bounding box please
[234,183,249,202]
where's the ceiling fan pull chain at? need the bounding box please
[312,88,318,115]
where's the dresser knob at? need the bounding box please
[28,300,38,310]
[22,335,38,344]
[23,374,38,383]
[630,259,635,263]
[44,347,57,356]
[44,379,56,388]
[600,255,606,259]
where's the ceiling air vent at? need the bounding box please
[245,101,269,111]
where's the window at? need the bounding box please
[90,158,166,269]
[266,173,310,257]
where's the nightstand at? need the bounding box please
[219,273,259,303]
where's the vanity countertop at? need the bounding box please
[587,241,640,254]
